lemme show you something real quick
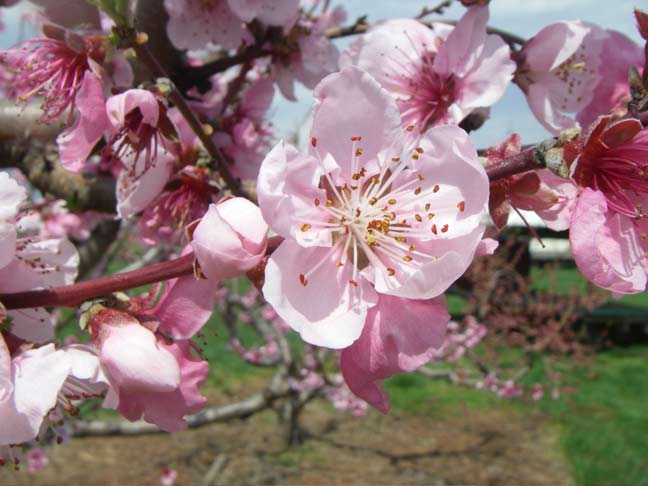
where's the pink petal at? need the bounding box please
[57,72,107,172]
[116,149,174,218]
[0,222,16,270]
[240,78,274,121]
[106,89,160,129]
[99,322,181,393]
[374,225,486,300]
[256,141,329,243]
[2,345,70,445]
[476,238,499,256]
[570,188,646,293]
[0,172,26,221]
[164,0,251,51]
[152,276,220,340]
[0,237,79,293]
[7,308,54,344]
[111,340,207,432]
[534,170,578,231]
[340,19,451,93]
[523,21,592,73]
[577,30,644,128]
[340,295,449,413]
[311,67,404,184]
[227,0,298,26]
[263,239,378,349]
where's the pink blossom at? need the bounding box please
[0,335,101,447]
[340,7,515,141]
[84,273,217,430]
[259,67,488,350]
[213,76,275,180]
[270,6,342,101]
[1,29,104,125]
[0,172,26,269]
[105,339,207,432]
[89,309,181,394]
[164,0,252,51]
[0,174,79,343]
[160,467,178,486]
[26,447,48,475]
[116,147,175,219]
[88,305,210,432]
[106,89,179,179]
[434,315,487,362]
[228,0,299,27]
[138,167,217,246]
[498,380,523,398]
[324,378,368,417]
[30,0,101,30]
[190,197,269,281]
[576,30,644,129]
[145,274,221,340]
[516,21,642,134]
[476,372,498,392]
[531,384,544,401]
[565,116,648,293]
[41,201,106,241]
[533,169,579,231]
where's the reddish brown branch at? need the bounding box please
[0,253,195,309]
[485,146,546,181]
[0,138,545,312]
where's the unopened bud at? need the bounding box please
[635,9,648,41]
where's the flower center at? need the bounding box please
[394,51,457,130]
[298,137,457,287]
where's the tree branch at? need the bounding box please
[0,253,195,309]
[0,142,117,213]
[484,140,555,181]
[70,370,290,436]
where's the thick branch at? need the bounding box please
[485,144,550,181]
[0,142,117,213]
[0,101,64,141]
[0,253,195,309]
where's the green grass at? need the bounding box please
[384,346,648,486]
[539,347,648,486]
[531,264,648,308]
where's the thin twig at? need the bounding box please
[201,455,229,486]
[70,370,290,436]
[131,39,246,198]
[416,0,454,20]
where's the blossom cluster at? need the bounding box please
[0,0,646,472]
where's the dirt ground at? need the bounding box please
[1,398,571,486]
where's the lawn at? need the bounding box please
[382,345,648,486]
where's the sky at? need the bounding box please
[0,0,643,150]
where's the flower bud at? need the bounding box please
[190,197,269,281]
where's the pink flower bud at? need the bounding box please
[190,198,268,281]
[635,9,648,41]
